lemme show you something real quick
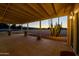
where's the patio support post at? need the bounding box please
[21,24,23,31]
[67,14,73,47]
[8,24,11,36]
[37,20,41,40]
[50,18,53,36]
[58,17,60,24]
[24,23,28,37]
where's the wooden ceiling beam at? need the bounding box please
[12,4,42,19]
[68,4,76,14]
[55,4,69,16]
[9,7,37,19]
[0,3,9,22]
[0,4,32,20]
[7,9,34,20]
[4,15,32,24]
[27,4,47,18]
[38,4,51,17]
[52,3,57,15]
[0,3,78,24]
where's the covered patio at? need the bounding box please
[0,3,79,56]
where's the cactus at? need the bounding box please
[54,24,62,36]
[49,18,62,36]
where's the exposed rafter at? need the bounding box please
[27,4,47,18]
[52,3,57,15]
[0,3,78,24]
[0,3,9,22]
[69,4,76,14]
[38,4,50,17]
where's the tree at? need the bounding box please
[10,24,16,29]
[0,23,9,29]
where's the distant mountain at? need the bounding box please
[0,23,67,30]
[61,28,67,30]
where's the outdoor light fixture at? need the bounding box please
[70,11,74,19]
[69,16,73,19]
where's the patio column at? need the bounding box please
[67,13,73,47]
[21,24,23,31]
[50,18,53,36]
[67,12,78,54]
[8,24,11,36]
[37,20,41,40]
[24,23,28,37]
[73,13,78,54]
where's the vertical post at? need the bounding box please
[58,17,60,24]
[48,19,51,30]
[50,18,53,36]
[50,19,52,35]
[73,13,78,54]
[67,15,72,46]
[71,13,74,48]
[21,24,23,31]
[39,20,41,39]
[24,23,29,37]
[27,23,29,32]
[61,22,62,27]
[51,18,53,28]
[24,23,28,37]
[8,24,11,36]
[68,12,79,54]
[9,24,10,31]
[27,23,29,34]
[40,20,41,30]
[48,19,50,35]
[37,20,41,40]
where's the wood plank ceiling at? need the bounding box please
[0,3,78,24]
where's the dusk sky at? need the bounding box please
[22,16,67,28]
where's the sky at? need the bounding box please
[22,16,67,28]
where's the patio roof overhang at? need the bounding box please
[0,3,79,24]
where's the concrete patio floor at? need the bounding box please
[0,33,73,56]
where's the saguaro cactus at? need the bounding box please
[54,24,62,36]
